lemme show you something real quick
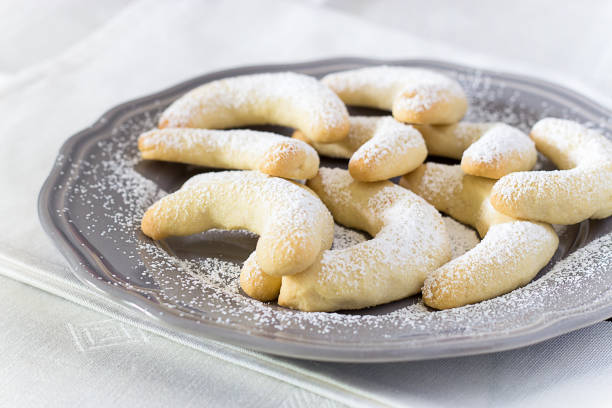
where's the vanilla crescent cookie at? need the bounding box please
[138,128,319,180]
[293,116,427,181]
[400,163,559,309]
[141,171,334,277]
[158,72,350,143]
[491,118,612,224]
[321,66,468,125]
[241,167,451,311]
[240,252,283,302]
[415,122,537,179]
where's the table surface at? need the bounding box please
[1,1,611,407]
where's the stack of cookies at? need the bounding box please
[138,66,612,312]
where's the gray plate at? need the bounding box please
[38,58,612,362]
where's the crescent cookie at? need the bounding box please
[400,163,559,309]
[321,66,468,125]
[490,118,612,224]
[158,72,350,143]
[141,171,334,277]
[242,167,451,312]
[415,122,537,179]
[138,128,319,180]
[239,252,283,302]
[293,116,427,182]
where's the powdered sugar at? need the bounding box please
[492,164,612,224]
[413,162,464,203]
[160,72,349,138]
[449,122,498,147]
[424,221,557,299]
[331,224,368,250]
[305,168,449,299]
[443,217,480,259]
[531,117,612,167]
[166,171,334,262]
[317,220,477,273]
[49,65,612,345]
[322,65,466,113]
[139,128,306,159]
[462,123,535,164]
[351,116,425,165]
[318,166,353,206]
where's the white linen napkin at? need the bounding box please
[1,1,611,406]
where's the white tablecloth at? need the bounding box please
[1,1,611,406]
